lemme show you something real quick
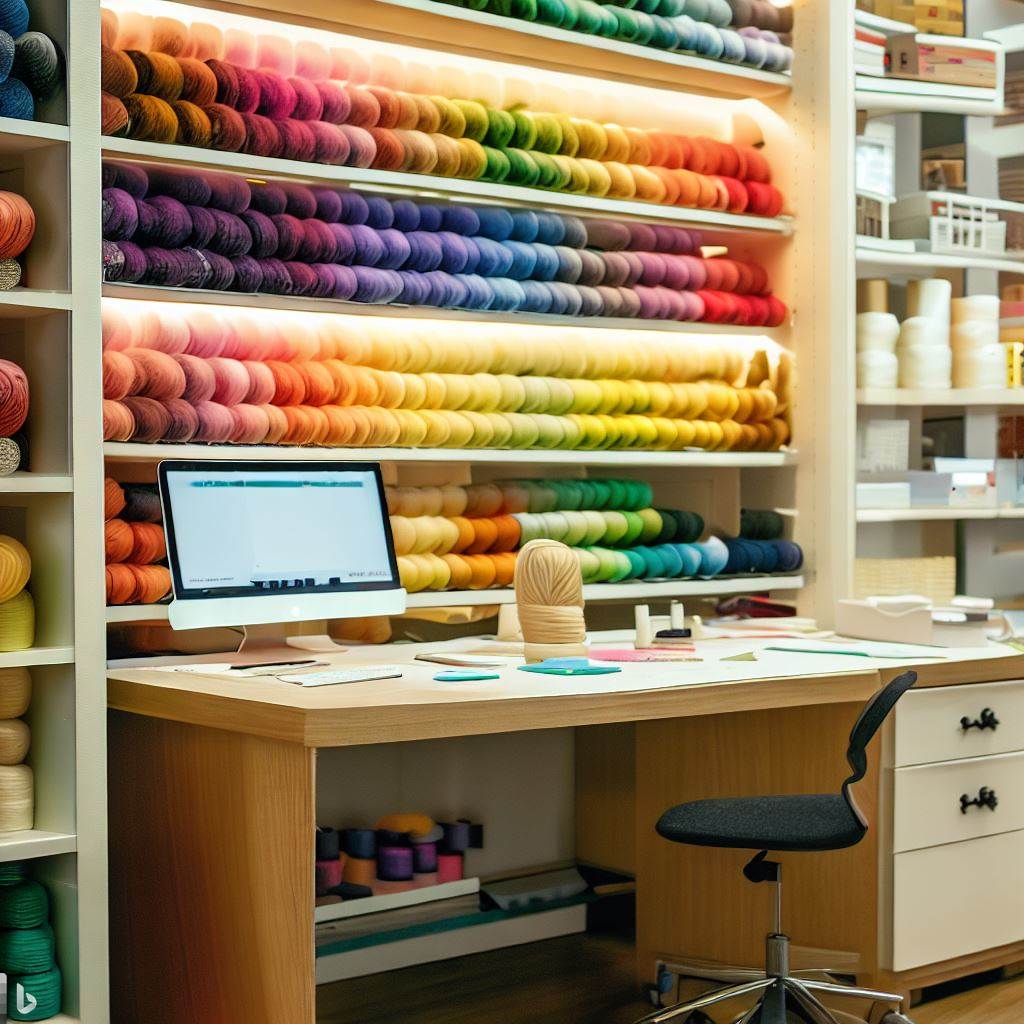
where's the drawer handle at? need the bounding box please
[960,708,1000,732]
[960,787,999,814]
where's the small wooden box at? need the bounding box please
[887,33,1002,89]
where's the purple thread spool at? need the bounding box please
[208,210,253,258]
[397,270,430,306]
[376,228,411,270]
[102,160,149,197]
[328,223,355,264]
[416,204,443,233]
[327,264,357,300]
[230,255,263,293]
[436,232,470,275]
[377,846,414,882]
[390,199,420,233]
[350,224,386,267]
[146,167,212,206]
[412,842,438,874]
[186,205,217,249]
[337,191,369,225]
[135,196,192,248]
[256,257,292,294]
[199,249,235,290]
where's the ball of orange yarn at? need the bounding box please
[102,92,129,136]
[101,47,138,99]
[129,521,166,564]
[104,478,126,521]
[0,194,34,261]
[102,400,135,442]
[125,348,186,402]
[124,94,178,143]
[104,519,134,563]
[105,563,135,604]
[102,350,135,401]
[0,359,27,437]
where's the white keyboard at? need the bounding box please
[279,665,406,687]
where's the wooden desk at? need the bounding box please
[106,640,1024,1024]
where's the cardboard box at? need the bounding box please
[886,33,1001,89]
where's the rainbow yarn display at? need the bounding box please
[0,863,63,1021]
[386,479,802,591]
[0,0,63,122]
[102,162,787,327]
[101,298,793,452]
[0,536,32,653]
[100,7,785,217]
[436,0,793,73]
[103,478,171,605]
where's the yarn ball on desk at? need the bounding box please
[13,31,62,103]
[0,535,30,603]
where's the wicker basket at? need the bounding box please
[854,556,956,606]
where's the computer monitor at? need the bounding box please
[158,460,406,635]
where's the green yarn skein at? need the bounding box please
[509,109,538,151]
[0,883,48,930]
[0,924,55,975]
[0,862,28,887]
[452,99,489,142]
[8,965,61,1022]
[531,112,563,154]
[484,108,515,148]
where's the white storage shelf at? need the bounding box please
[855,75,1009,117]
[102,138,793,237]
[856,247,1024,279]
[0,830,77,863]
[105,573,805,622]
[103,284,789,337]
[858,388,1024,407]
[103,442,797,468]
[857,508,1024,523]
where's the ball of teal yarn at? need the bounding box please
[557,481,584,510]
[634,0,660,13]
[0,76,31,119]
[0,924,55,974]
[557,0,581,28]
[593,5,621,35]
[671,13,698,50]
[0,883,48,930]
[482,146,511,183]
[8,965,61,1021]
[574,0,605,33]
[682,0,709,18]
[657,0,684,13]
[604,480,628,509]
[611,8,641,41]
[509,111,538,151]
[485,109,515,149]
[0,0,28,41]
[588,480,612,509]
[534,0,566,23]
[695,536,728,577]
[0,862,28,887]
[635,546,665,578]
[705,0,731,26]
[649,15,679,48]
[674,543,702,577]
[694,22,725,58]
[653,544,684,577]
[631,481,654,509]
[623,548,647,579]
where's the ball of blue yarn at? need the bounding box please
[530,242,560,281]
[338,192,370,225]
[682,0,709,19]
[397,270,431,306]
[694,537,728,577]
[653,544,684,578]
[390,199,420,232]
[519,279,553,314]
[458,273,494,309]
[719,27,747,63]
[460,236,482,275]
[554,245,583,283]
[472,206,514,241]
[0,75,32,118]
[543,280,571,316]
[549,280,583,316]
[0,0,28,42]
[753,540,780,574]
[440,205,480,236]
[670,13,698,51]
[502,240,538,280]
[693,22,725,59]
[444,273,470,308]
[417,204,443,232]
[489,277,525,311]
[774,540,803,573]
[364,196,394,229]
[0,30,14,82]
[533,211,566,245]
[474,236,513,277]
[508,209,539,242]
[673,543,703,578]
[436,232,471,275]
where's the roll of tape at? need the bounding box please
[436,852,464,883]
[341,856,376,887]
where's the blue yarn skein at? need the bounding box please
[0,30,14,82]
[694,536,729,577]
[0,0,29,42]
[0,75,32,119]
[673,543,703,577]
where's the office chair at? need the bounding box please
[637,671,919,1024]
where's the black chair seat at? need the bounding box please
[656,793,867,852]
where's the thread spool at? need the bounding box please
[951,295,1000,324]
[953,344,1005,389]
[514,538,586,663]
[906,278,952,320]
[316,827,341,861]
[436,852,463,883]
[856,312,899,353]
[377,846,414,881]
[897,316,948,351]
[857,350,898,389]
[0,763,32,831]
[0,879,46,928]
[315,859,343,895]
[342,856,376,886]
[951,321,999,350]
[342,827,377,860]
[856,279,889,314]
[412,841,437,874]
[898,344,951,389]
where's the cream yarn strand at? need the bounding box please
[514,539,587,663]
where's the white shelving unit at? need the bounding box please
[855,247,1024,278]
[857,507,1024,522]
[858,388,1024,406]
[855,75,1009,117]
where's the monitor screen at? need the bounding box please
[159,461,400,601]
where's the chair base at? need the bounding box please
[638,942,910,1024]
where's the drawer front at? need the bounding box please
[893,751,1024,852]
[894,680,1024,766]
[893,830,1024,971]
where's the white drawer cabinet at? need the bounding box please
[892,830,1024,971]
[893,751,1024,852]
[893,680,1024,767]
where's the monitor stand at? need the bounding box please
[235,623,348,657]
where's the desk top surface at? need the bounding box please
[107,633,1024,748]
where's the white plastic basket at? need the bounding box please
[890,191,1013,256]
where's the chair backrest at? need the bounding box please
[845,671,917,785]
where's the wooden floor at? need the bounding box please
[317,932,1024,1023]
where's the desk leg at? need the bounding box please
[108,711,315,1024]
[635,703,881,984]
